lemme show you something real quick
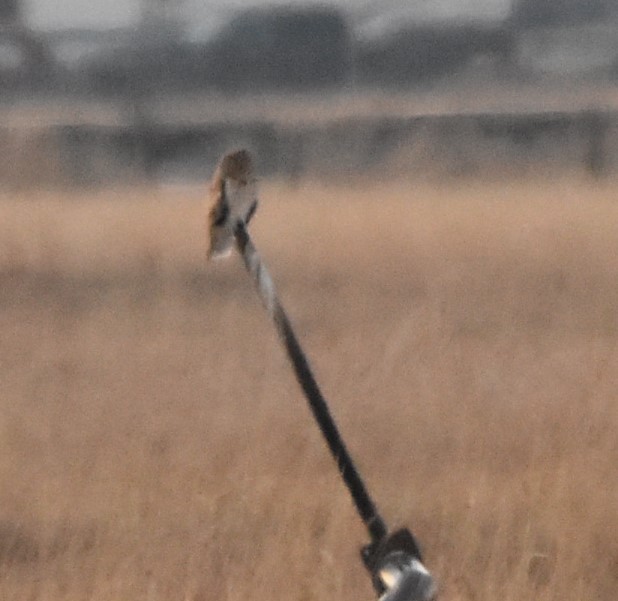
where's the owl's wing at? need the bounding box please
[207,182,234,259]
[209,187,230,227]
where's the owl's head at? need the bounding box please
[219,149,253,183]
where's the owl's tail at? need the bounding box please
[207,227,234,260]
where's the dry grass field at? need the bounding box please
[0,177,617,601]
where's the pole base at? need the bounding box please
[362,528,437,601]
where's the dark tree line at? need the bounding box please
[2,1,617,96]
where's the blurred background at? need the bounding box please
[2,4,618,601]
[1,0,618,186]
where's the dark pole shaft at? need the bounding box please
[274,302,388,542]
[235,222,388,543]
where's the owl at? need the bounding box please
[207,149,258,260]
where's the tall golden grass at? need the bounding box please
[0,178,617,601]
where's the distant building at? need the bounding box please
[515,21,618,76]
[510,0,618,77]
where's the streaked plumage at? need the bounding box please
[207,149,258,259]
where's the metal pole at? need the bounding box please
[234,220,388,544]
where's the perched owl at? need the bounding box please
[207,149,258,260]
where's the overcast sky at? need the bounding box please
[23,0,512,31]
